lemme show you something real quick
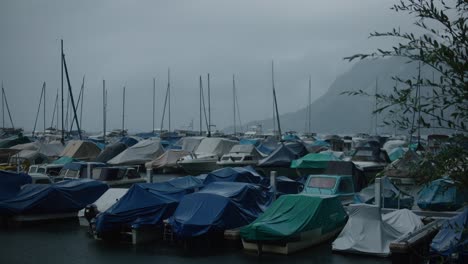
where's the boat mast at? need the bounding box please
[374,77,378,135]
[152,77,155,133]
[32,82,46,137]
[43,82,46,133]
[271,61,282,139]
[2,81,4,128]
[80,76,84,130]
[1,84,14,129]
[61,39,64,143]
[207,73,211,137]
[122,85,125,134]
[168,68,171,132]
[103,80,106,143]
[233,74,236,135]
[271,61,276,137]
[308,76,311,134]
[199,75,202,136]
[62,49,82,140]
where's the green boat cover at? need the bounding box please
[290,152,341,169]
[240,194,348,241]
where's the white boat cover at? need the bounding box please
[194,138,238,157]
[11,141,64,158]
[382,209,423,235]
[227,144,264,158]
[77,188,128,217]
[145,149,190,169]
[332,204,423,257]
[383,140,407,154]
[108,139,164,165]
[60,140,101,161]
[179,136,204,152]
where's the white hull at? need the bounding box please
[242,227,343,255]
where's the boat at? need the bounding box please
[93,176,203,240]
[332,204,423,257]
[257,141,308,179]
[60,140,102,161]
[241,195,348,255]
[91,166,146,187]
[107,139,165,167]
[178,137,238,175]
[299,161,367,204]
[0,179,108,222]
[291,152,342,177]
[430,207,468,263]
[168,182,273,240]
[354,176,414,209]
[93,142,128,163]
[203,166,262,185]
[417,177,468,211]
[54,161,106,182]
[145,149,190,173]
[351,146,390,182]
[217,144,264,168]
[0,170,32,201]
[77,188,128,226]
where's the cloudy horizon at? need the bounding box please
[0,0,416,134]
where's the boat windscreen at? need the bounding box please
[308,177,336,189]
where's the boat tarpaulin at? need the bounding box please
[194,138,238,157]
[0,170,32,201]
[11,141,64,158]
[94,176,203,234]
[94,142,127,163]
[0,179,108,215]
[240,195,347,241]
[417,178,468,211]
[332,204,422,257]
[203,166,262,185]
[258,144,299,168]
[168,182,273,238]
[145,149,190,169]
[60,140,101,161]
[259,176,303,195]
[107,139,164,166]
[430,207,468,257]
[290,152,341,169]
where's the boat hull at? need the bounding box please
[242,227,343,255]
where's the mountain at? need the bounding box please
[232,57,425,135]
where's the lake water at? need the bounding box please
[0,219,391,264]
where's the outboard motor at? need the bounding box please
[84,204,99,236]
[84,204,99,223]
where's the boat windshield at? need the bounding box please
[308,177,336,189]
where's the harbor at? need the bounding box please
[1,1,467,263]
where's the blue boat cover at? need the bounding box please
[259,176,303,196]
[119,136,139,147]
[0,170,32,201]
[203,166,262,185]
[417,178,468,211]
[168,182,273,238]
[240,138,261,146]
[430,207,468,256]
[258,143,302,168]
[0,179,108,215]
[94,176,203,234]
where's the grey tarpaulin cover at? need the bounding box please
[107,139,164,165]
[332,204,423,257]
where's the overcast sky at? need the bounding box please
[0,0,415,134]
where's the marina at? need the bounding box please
[1,1,467,263]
